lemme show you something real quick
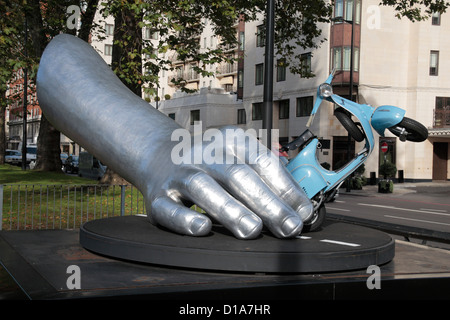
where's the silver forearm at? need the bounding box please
[37,34,178,191]
[37,34,313,239]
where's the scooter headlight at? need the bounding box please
[319,83,333,98]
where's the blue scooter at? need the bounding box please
[281,70,428,231]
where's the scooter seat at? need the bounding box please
[281,129,315,151]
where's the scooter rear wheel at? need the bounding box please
[302,205,326,233]
[388,117,428,142]
[334,108,365,142]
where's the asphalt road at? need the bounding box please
[325,182,450,248]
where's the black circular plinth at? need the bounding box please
[79,215,395,273]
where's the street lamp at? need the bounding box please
[21,16,28,171]
[333,6,356,193]
[263,0,275,151]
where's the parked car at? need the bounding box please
[17,143,37,168]
[64,155,79,174]
[5,149,22,166]
[78,152,106,180]
[60,153,69,165]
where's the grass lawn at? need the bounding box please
[0,164,93,185]
[0,164,146,230]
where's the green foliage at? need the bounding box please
[96,0,334,94]
[378,179,394,193]
[379,161,397,179]
[381,0,450,21]
[378,161,396,193]
[2,0,449,171]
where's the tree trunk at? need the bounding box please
[0,89,6,165]
[27,0,62,171]
[31,0,99,172]
[111,5,143,95]
[35,115,62,171]
[78,0,100,42]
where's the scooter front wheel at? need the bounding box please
[302,205,326,233]
[334,108,365,142]
[388,117,428,142]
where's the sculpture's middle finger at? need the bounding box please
[203,163,304,238]
[174,168,263,239]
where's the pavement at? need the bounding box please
[335,180,450,250]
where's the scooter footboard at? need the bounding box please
[287,164,327,199]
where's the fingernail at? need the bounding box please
[297,202,314,221]
[281,215,303,237]
[236,215,262,239]
[189,217,211,236]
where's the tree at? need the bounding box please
[30,0,100,171]
[0,0,100,171]
[0,1,18,164]
[0,0,33,165]
[2,0,449,172]
[381,0,450,21]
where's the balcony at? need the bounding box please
[428,108,450,138]
[433,108,450,128]
[216,63,237,77]
[167,69,200,86]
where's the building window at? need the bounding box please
[300,53,312,75]
[256,25,265,47]
[334,0,361,23]
[277,59,286,82]
[332,47,359,72]
[332,47,341,71]
[238,70,244,88]
[353,48,360,72]
[239,31,245,51]
[435,97,450,128]
[432,12,441,25]
[105,23,114,36]
[430,51,439,76]
[224,84,233,92]
[176,65,184,79]
[279,100,289,119]
[296,96,313,117]
[104,44,113,56]
[144,28,158,40]
[255,63,264,85]
[343,47,352,71]
[252,102,263,120]
[190,109,200,125]
[237,109,246,124]
[355,0,361,24]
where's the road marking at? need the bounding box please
[358,203,450,217]
[326,207,351,212]
[358,203,395,209]
[335,200,346,203]
[320,239,361,247]
[296,235,312,239]
[420,208,448,213]
[384,215,450,226]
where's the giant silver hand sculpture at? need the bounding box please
[37,34,313,239]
